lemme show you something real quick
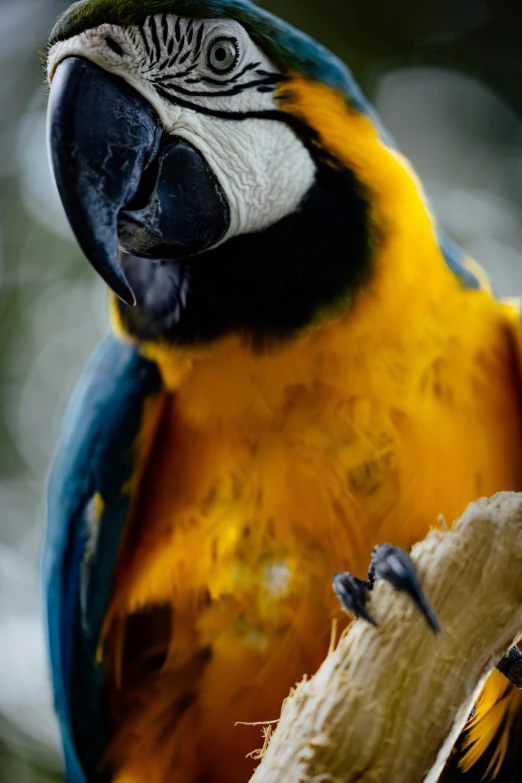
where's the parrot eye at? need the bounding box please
[207,37,239,74]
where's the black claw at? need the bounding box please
[332,572,377,626]
[369,544,441,635]
[497,645,522,689]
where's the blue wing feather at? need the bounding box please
[439,232,483,290]
[43,335,162,782]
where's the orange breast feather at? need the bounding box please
[105,275,522,783]
[103,80,522,783]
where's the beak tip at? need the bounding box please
[95,257,136,307]
[48,57,155,313]
[118,291,137,308]
[112,277,136,307]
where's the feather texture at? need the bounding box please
[45,11,522,780]
[44,336,163,781]
[94,77,522,783]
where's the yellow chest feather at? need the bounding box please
[109,266,522,674]
[108,80,522,643]
[104,80,522,781]
[106,275,522,783]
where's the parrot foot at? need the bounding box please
[332,543,441,634]
[497,645,522,689]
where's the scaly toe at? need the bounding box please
[332,571,377,626]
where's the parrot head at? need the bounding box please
[47,0,388,344]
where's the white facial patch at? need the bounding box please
[47,15,316,241]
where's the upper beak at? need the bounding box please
[48,57,160,305]
[48,57,230,306]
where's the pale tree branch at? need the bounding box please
[248,492,522,783]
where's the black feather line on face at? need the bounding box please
[153,86,316,139]
[138,20,151,58]
[161,12,169,46]
[255,69,279,78]
[193,24,204,60]
[198,64,273,87]
[229,61,261,82]
[152,74,282,99]
[186,19,194,45]
[148,16,162,65]
[152,63,198,83]
[168,51,180,68]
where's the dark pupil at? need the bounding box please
[215,46,227,62]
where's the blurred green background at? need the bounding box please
[1,0,521,779]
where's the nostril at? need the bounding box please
[124,127,163,214]
[105,37,124,56]
[123,151,160,212]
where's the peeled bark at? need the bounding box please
[248,492,522,783]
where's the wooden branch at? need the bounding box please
[248,492,522,783]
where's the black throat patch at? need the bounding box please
[117,153,376,347]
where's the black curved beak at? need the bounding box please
[48,57,160,305]
[48,57,230,306]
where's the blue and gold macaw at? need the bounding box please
[43,2,522,782]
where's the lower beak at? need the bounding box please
[48,57,229,305]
